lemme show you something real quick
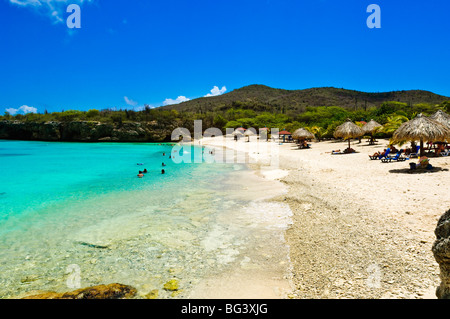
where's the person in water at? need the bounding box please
[137,173,144,178]
[143,169,148,173]
[161,169,165,174]
[162,163,166,167]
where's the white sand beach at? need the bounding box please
[200,135,450,299]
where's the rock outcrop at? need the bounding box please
[21,283,137,299]
[0,120,178,142]
[432,209,450,299]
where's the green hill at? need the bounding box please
[160,84,450,113]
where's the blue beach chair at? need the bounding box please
[381,149,406,163]
[378,148,391,159]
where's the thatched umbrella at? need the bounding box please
[244,128,257,142]
[232,129,244,141]
[362,119,382,133]
[362,119,382,145]
[392,113,450,157]
[430,110,450,130]
[292,128,315,141]
[334,119,364,150]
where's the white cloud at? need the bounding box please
[205,86,227,97]
[9,0,93,24]
[124,96,138,106]
[6,105,38,115]
[161,85,226,107]
[163,96,190,106]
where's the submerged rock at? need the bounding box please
[163,279,179,291]
[21,283,137,299]
[78,241,110,249]
[144,289,159,299]
[432,209,450,299]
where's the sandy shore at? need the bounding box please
[200,136,450,299]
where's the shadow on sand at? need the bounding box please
[389,167,449,174]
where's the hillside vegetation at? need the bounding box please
[1,85,449,141]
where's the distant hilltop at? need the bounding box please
[159,84,450,113]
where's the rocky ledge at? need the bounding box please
[0,120,180,142]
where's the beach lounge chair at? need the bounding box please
[369,148,389,160]
[381,150,406,163]
[380,148,391,159]
[441,150,450,157]
[369,148,390,160]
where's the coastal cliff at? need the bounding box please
[0,120,179,142]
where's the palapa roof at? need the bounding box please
[392,113,450,143]
[244,128,257,136]
[362,119,382,134]
[232,129,244,136]
[333,119,364,140]
[292,128,315,139]
[430,110,450,130]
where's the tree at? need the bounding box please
[224,120,243,129]
[86,109,100,119]
[309,126,325,142]
[440,101,450,113]
[376,114,409,136]
[213,114,228,130]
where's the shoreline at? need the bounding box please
[186,143,294,299]
[201,136,450,299]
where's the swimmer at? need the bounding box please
[161,169,165,174]
[162,163,166,167]
[137,173,144,178]
[143,169,148,173]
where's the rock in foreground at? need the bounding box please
[432,209,450,299]
[22,283,137,299]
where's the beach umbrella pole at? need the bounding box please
[420,139,424,157]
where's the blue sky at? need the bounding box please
[1,0,450,115]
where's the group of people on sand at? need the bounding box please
[369,144,434,170]
[137,152,168,178]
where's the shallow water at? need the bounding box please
[0,140,291,298]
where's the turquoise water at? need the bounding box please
[0,140,292,299]
[0,141,204,223]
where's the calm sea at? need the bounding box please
[0,140,291,298]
